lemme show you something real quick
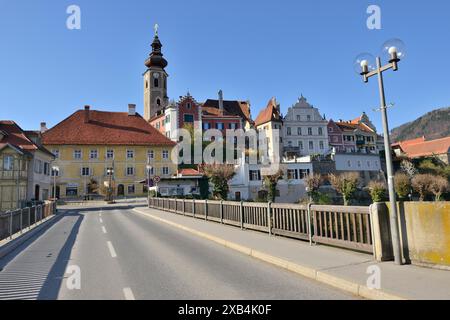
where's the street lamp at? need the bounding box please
[52,166,59,201]
[107,167,114,203]
[146,159,152,206]
[355,38,406,265]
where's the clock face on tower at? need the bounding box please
[153,72,160,79]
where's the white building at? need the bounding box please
[283,96,330,157]
[228,160,313,203]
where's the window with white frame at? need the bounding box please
[320,141,324,150]
[318,127,323,136]
[347,160,352,167]
[3,155,14,171]
[297,127,302,136]
[52,150,60,159]
[127,185,135,194]
[308,128,313,136]
[162,150,169,159]
[126,167,135,176]
[74,150,82,159]
[249,170,261,181]
[287,169,298,180]
[106,149,114,159]
[148,150,154,160]
[162,167,169,175]
[81,167,90,176]
[309,141,314,150]
[90,149,98,159]
[127,150,134,159]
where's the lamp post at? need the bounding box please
[355,39,406,265]
[52,166,59,201]
[146,163,152,205]
[107,167,114,203]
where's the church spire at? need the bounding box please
[145,23,168,69]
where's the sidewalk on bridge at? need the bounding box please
[133,206,450,300]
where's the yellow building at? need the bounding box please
[42,105,176,199]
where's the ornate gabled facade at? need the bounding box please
[282,96,329,157]
[329,113,380,154]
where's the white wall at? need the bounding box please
[334,153,381,172]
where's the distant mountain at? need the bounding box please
[390,107,450,143]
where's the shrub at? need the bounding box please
[328,172,359,206]
[429,176,449,201]
[202,164,236,200]
[368,181,387,203]
[411,174,434,201]
[394,173,411,200]
[263,169,284,202]
[316,192,332,205]
[305,174,322,201]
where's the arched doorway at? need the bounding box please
[117,184,125,197]
[34,185,40,201]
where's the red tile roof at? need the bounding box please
[254,98,282,126]
[178,168,203,176]
[393,136,450,158]
[42,109,175,146]
[0,121,54,157]
[336,121,375,133]
[202,99,252,123]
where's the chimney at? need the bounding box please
[40,122,48,133]
[218,90,224,114]
[84,105,90,123]
[128,104,136,116]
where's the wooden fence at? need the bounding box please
[148,198,373,254]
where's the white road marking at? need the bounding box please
[102,226,107,234]
[99,217,103,223]
[123,287,135,300]
[107,241,117,258]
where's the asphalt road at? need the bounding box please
[0,206,358,300]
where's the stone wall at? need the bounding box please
[371,201,450,269]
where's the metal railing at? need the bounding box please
[148,198,373,254]
[0,202,57,242]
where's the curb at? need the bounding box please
[133,208,406,301]
[0,214,58,260]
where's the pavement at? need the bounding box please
[132,206,450,300]
[0,204,358,300]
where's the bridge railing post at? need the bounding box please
[204,200,208,221]
[220,200,224,224]
[240,201,244,230]
[9,210,13,240]
[267,201,272,236]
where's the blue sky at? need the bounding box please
[1,0,449,132]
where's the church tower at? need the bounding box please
[144,24,169,121]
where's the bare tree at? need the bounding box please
[328,172,359,206]
[411,174,434,201]
[368,181,387,203]
[400,160,417,179]
[202,164,236,200]
[305,174,322,202]
[429,176,449,201]
[394,172,411,200]
[262,169,284,202]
